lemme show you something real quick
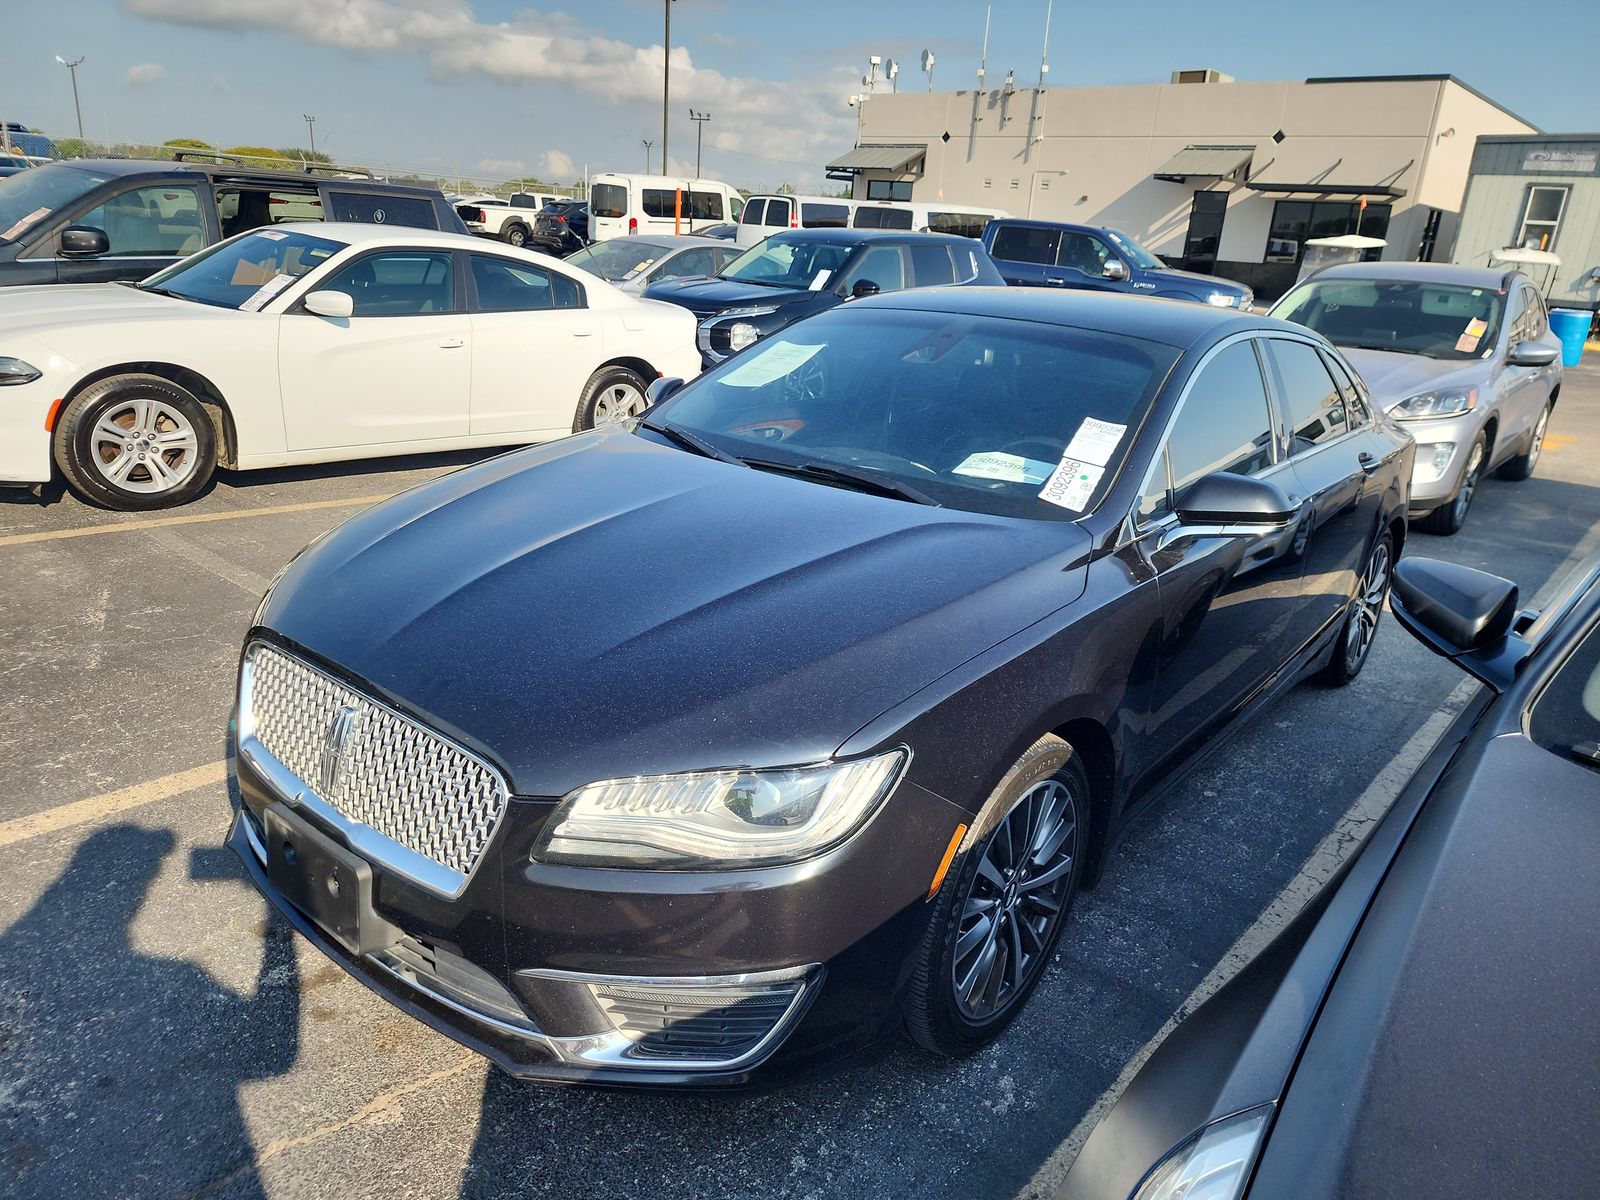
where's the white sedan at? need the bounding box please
[0,222,701,509]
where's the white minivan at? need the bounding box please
[735,194,860,248]
[851,200,1008,239]
[587,173,744,242]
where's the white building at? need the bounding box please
[830,72,1536,298]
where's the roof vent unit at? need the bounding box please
[1171,69,1234,84]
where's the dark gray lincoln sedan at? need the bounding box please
[227,289,1412,1087]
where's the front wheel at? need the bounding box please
[1317,531,1393,686]
[1417,432,1486,536]
[572,365,651,432]
[52,374,217,510]
[904,736,1089,1056]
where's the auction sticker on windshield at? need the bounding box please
[1064,417,1127,467]
[952,451,1055,484]
[722,342,823,388]
[1039,457,1103,511]
[239,273,297,313]
[1456,317,1488,354]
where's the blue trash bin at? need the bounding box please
[1549,308,1591,368]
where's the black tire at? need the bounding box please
[1416,431,1487,536]
[501,222,530,247]
[1316,530,1393,686]
[904,735,1089,1057]
[53,374,217,511]
[572,364,651,433]
[1496,402,1552,482]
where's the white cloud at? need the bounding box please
[477,157,526,177]
[122,0,854,178]
[538,149,575,181]
[125,62,166,85]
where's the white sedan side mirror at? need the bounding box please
[303,290,355,318]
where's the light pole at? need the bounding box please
[303,114,317,157]
[688,109,710,179]
[55,55,85,142]
[642,140,654,173]
[662,0,676,172]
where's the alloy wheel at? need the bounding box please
[592,381,647,425]
[1345,538,1391,672]
[1527,408,1550,471]
[951,777,1081,1021]
[90,397,201,495]
[1452,439,1485,524]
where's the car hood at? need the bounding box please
[0,283,224,344]
[258,429,1091,797]
[1340,348,1486,410]
[1147,265,1246,295]
[641,274,813,317]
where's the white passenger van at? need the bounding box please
[735,194,861,247]
[587,173,744,242]
[851,200,1008,239]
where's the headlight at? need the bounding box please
[1131,1106,1273,1200]
[728,321,761,351]
[531,750,907,869]
[0,357,42,385]
[1204,292,1238,308]
[1390,387,1477,420]
[1413,441,1457,484]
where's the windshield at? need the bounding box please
[0,163,113,242]
[564,239,673,281]
[1274,277,1505,361]
[139,229,344,310]
[1103,229,1164,271]
[720,236,856,290]
[647,308,1179,519]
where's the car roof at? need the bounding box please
[34,157,442,195]
[766,228,978,248]
[860,286,1287,349]
[605,234,716,251]
[251,222,492,250]
[1308,260,1518,289]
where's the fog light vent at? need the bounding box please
[591,982,802,1059]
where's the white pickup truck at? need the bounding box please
[453,192,565,248]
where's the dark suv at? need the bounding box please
[0,157,467,287]
[530,199,590,256]
[982,218,1253,309]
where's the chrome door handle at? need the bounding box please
[1043,277,1068,286]
[572,329,595,337]
[439,338,465,349]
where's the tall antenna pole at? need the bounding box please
[1038,0,1053,87]
[979,5,991,88]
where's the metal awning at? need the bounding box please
[1491,247,1562,267]
[825,144,926,173]
[1152,144,1254,181]
[1246,179,1408,198]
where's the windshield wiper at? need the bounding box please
[1343,341,1429,357]
[1563,742,1600,771]
[639,418,748,466]
[745,458,941,506]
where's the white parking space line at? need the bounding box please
[1019,673,1482,1199]
[0,494,393,549]
[0,760,226,849]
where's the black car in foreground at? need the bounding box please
[1061,555,1600,1200]
[0,157,465,287]
[228,290,1411,1087]
[642,228,1007,367]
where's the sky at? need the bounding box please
[5,0,1599,192]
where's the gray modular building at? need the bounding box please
[1453,134,1600,311]
[832,72,1535,300]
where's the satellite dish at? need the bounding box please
[886,58,899,79]
[921,49,935,71]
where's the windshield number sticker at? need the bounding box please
[239,273,298,313]
[1064,417,1127,467]
[809,269,832,291]
[255,230,288,241]
[952,451,1055,484]
[1456,317,1488,354]
[1039,457,1104,511]
[2,206,50,242]
[721,341,823,388]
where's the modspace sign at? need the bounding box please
[1522,146,1600,174]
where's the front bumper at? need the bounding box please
[0,341,73,485]
[228,706,965,1088]
[1395,411,1483,511]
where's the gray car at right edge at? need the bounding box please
[1271,262,1563,535]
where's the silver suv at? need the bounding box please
[1271,262,1563,534]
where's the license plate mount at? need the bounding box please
[264,802,398,956]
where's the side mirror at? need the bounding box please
[60,225,110,256]
[303,290,355,318]
[1102,259,1130,282]
[1508,341,1560,368]
[1390,557,1527,691]
[645,376,685,407]
[850,279,881,299]
[1174,472,1298,528]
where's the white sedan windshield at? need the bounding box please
[139,230,346,310]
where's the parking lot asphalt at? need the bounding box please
[3,368,1599,1200]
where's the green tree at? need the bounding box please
[161,137,215,161]
[278,146,332,165]
[221,145,296,169]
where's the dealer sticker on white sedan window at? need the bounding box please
[1039,457,1104,511]
[239,273,298,313]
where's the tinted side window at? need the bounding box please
[763,198,791,228]
[590,184,627,219]
[688,191,724,221]
[801,202,850,229]
[1057,233,1111,273]
[320,251,454,316]
[1319,350,1370,429]
[854,205,913,230]
[908,243,957,287]
[1263,339,1349,452]
[990,224,1060,265]
[653,246,717,281]
[470,255,582,311]
[642,189,677,219]
[1162,341,1276,511]
[325,192,438,229]
[742,198,766,225]
[927,211,991,239]
[77,183,206,255]
[839,244,907,292]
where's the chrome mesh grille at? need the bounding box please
[243,642,507,880]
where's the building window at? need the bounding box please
[866,179,912,201]
[1516,185,1568,252]
[1265,200,1390,263]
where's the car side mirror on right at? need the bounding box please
[1102,260,1130,282]
[1174,471,1298,529]
[1390,557,1529,691]
[849,279,881,300]
[645,376,685,407]
[1508,341,1560,368]
[302,290,355,319]
[60,225,110,256]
